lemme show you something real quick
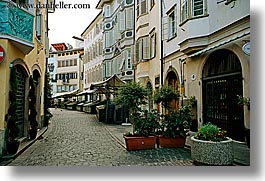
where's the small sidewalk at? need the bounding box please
[103,123,250,166]
[0,127,48,166]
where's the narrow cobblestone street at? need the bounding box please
[8,109,194,166]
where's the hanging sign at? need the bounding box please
[0,45,5,64]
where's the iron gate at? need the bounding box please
[202,49,245,141]
[15,66,26,138]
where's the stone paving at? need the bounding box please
[8,109,194,166]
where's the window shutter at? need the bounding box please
[181,0,188,22]
[126,7,134,30]
[120,11,125,31]
[105,32,110,48]
[120,51,125,70]
[135,40,140,62]
[174,6,177,36]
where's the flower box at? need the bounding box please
[158,135,186,148]
[124,136,156,151]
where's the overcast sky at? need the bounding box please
[48,0,100,48]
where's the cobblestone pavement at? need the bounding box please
[8,109,194,166]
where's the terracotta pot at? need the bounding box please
[124,136,156,151]
[158,135,186,148]
[191,136,234,165]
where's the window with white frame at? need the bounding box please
[181,0,188,22]
[150,32,156,58]
[192,0,204,16]
[167,6,177,39]
[181,0,206,23]
[36,9,42,40]
[136,36,150,61]
[136,0,147,18]
[126,49,132,69]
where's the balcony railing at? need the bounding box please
[0,1,34,43]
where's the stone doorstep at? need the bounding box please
[1,127,48,164]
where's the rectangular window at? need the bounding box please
[36,11,42,40]
[168,6,177,39]
[74,59,77,66]
[181,0,188,22]
[142,36,150,60]
[193,0,204,16]
[150,33,156,58]
[127,49,132,69]
[136,0,140,17]
[136,36,151,61]
[141,0,147,15]
[65,60,69,67]
[137,0,147,18]
[57,85,62,93]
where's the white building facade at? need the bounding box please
[82,12,104,91]
[96,0,135,82]
[162,0,250,141]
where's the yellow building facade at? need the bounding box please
[0,0,49,157]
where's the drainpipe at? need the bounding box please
[160,0,164,86]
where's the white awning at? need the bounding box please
[76,89,96,96]
[188,31,250,58]
[52,89,79,98]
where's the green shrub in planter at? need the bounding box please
[191,123,234,165]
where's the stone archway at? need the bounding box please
[32,69,41,128]
[202,49,245,141]
[13,65,28,138]
[165,69,180,111]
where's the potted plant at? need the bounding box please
[123,110,160,151]
[191,122,234,165]
[28,76,38,140]
[115,82,159,151]
[6,67,20,154]
[237,95,250,110]
[158,105,192,148]
[153,85,179,112]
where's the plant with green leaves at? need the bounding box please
[115,81,147,115]
[28,76,38,140]
[154,85,179,110]
[131,110,161,137]
[194,122,228,142]
[160,105,192,138]
[44,72,53,126]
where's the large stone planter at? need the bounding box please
[191,136,234,165]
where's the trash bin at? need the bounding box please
[96,105,106,122]
[106,102,115,124]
